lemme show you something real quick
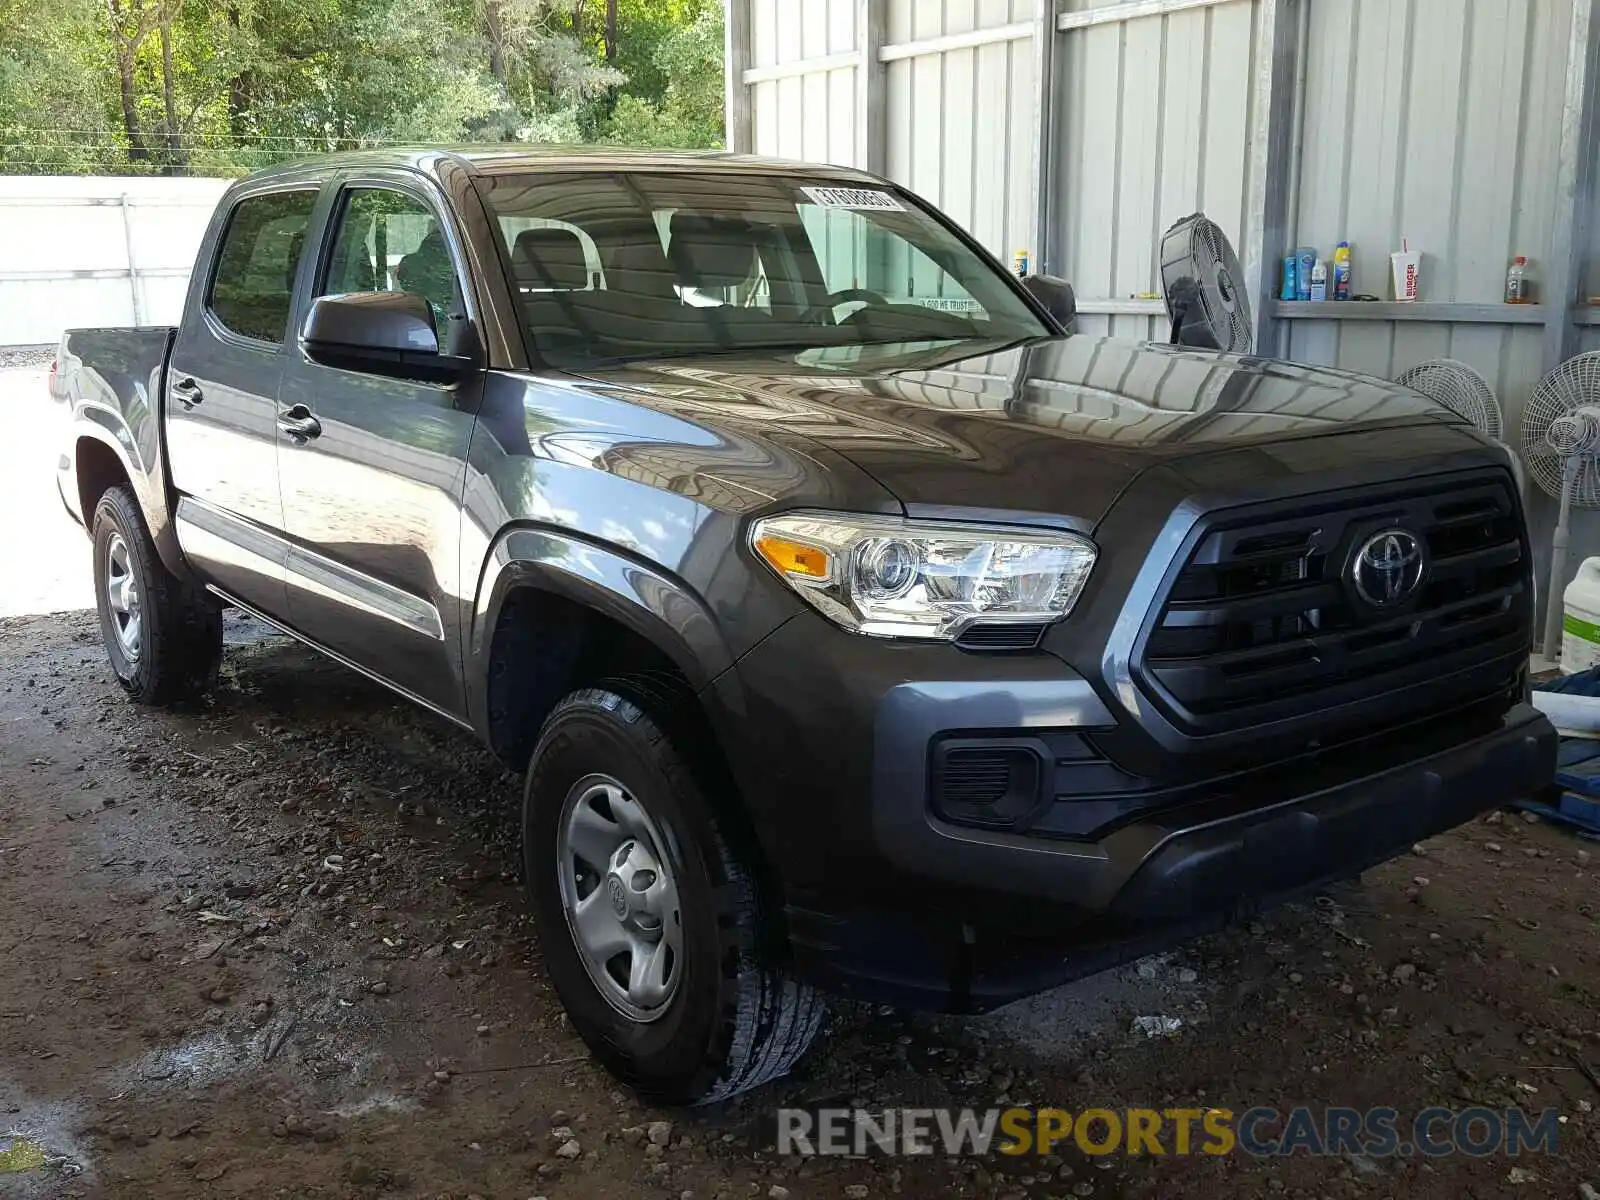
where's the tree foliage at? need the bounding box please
[0,0,725,174]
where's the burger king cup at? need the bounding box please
[1390,240,1420,302]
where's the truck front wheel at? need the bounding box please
[91,485,222,705]
[523,680,825,1104]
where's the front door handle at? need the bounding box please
[171,377,203,409]
[277,404,322,442]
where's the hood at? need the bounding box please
[578,335,1475,527]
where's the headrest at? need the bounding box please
[513,227,591,290]
[398,229,453,290]
[668,213,756,290]
[602,221,677,300]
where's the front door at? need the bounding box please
[276,177,482,718]
[166,183,322,617]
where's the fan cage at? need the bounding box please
[1520,351,1600,509]
[1394,358,1503,440]
[1160,213,1254,355]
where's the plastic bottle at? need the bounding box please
[1309,259,1328,302]
[1505,256,1531,304]
[1281,255,1298,301]
[1332,242,1352,301]
[1295,248,1316,302]
[1561,558,1600,672]
[1012,249,1030,278]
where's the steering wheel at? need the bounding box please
[800,288,890,325]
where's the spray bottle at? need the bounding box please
[1309,259,1328,302]
[1332,242,1352,301]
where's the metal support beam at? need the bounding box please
[1544,0,1599,371]
[742,52,859,85]
[0,268,186,282]
[723,0,753,154]
[118,193,143,326]
[1057,0,1241,32]
[1270,300,1549,325]
[1241,0,1298,355]
[1275,0,1312,358]
[1030,0,1060,276]
[856,0,888,175]
[878,21,1033,62]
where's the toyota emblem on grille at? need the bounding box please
[1351,528,1425,607]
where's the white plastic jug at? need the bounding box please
[1561,557,1600,672]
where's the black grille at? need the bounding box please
[940,754,1013,805]
[1136,471,1529,733]
[956,623,1045,651]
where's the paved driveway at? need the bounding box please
[0,359,93,617]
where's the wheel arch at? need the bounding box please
[73,423,191,581]
[467,525,736,771]
[74,433,130,528]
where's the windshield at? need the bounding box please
[474,170,1050,368]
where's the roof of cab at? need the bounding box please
[240,145,882,185]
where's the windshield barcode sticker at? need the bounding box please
[801,186,906,212]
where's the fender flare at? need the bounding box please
[70,415,190,582]
[465,524,735,736]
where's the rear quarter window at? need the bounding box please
[208,189,320,344]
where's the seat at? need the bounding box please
[666,213,760,294]
[512,228,591,291]
[396,230,458,325]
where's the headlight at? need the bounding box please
[750,511,1097,640]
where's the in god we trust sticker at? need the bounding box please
[800,186,906,212]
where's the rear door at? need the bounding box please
[275,171,483,718]
[166,177,326,617]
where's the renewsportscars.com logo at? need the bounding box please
[776,1106,1560,1159]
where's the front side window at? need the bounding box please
[475,171,1048,368]
[208,189,319,343]
[321,188,463,332]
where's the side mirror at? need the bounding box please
[300,291,475,382]
[1022,274,1077,332]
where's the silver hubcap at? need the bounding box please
[557,774,683,1022]
[105,532,142,662]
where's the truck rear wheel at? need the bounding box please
[523,680,825,1104]
[91,485,222,705]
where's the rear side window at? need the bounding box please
[208,190,319,343]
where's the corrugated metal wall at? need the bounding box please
[884,1,1037,261]
[733,0,1600,630]
[749,0,860,166]
[1055,0,1262,341]
[1285,0,1574,440]
[747,0,1041,250]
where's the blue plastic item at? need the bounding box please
[1295,248,1316,302]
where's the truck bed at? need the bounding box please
[56,325,179,563]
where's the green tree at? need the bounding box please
[0,0,725,175]
[599,1,723,149]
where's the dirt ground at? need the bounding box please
[6,361,1600,1199]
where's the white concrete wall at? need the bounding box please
[0,176,230,345]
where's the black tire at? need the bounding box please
[91,484,222,706]
[524,680,825,1105]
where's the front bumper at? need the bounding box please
[711,613,1555,1011]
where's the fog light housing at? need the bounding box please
[930,739,1048,829]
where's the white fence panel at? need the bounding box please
[0,176,230,345]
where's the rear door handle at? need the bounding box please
[277,404,322,442]
[171,377,203,408]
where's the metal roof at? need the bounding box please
[240,145,881,185]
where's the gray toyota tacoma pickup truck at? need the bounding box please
[54,147,1554,1104]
